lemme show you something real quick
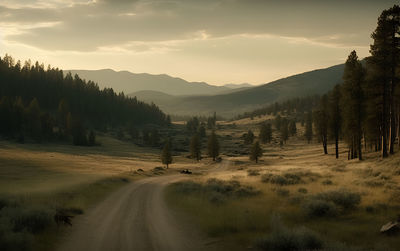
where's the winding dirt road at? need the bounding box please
[57,162,230,251]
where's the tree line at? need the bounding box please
[313,5,400,160]
[0,55,169,144]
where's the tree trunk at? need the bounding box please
[335,137,339,159]
[323,140,328,155]
[358,136,362,161]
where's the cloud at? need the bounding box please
[0,0,397,52]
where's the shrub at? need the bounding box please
[170,181,202,194]
[0,225,33,251]
[275,188,290,197]
[8,208,53,234]
[297,188,308,194]
[314,189,361,210]
[256,216,323,251]
[261,173,273,183]
[261,173,303,185]
[303,199,338,217]
[322,179,333,185]
[247,169,260,176]
[171,179,260,204]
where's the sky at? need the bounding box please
[0,0,398,86]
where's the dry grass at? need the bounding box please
[166,128,400,251]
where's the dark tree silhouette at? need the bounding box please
[328,84,342,158]
[259,123,272,143]
[207,131,220,161]
[161,141,172,168]
[190,134,201,161]
[250,141,263,163]
[314,94,329,154]
[305,112,313,143]
[244,129,255,144]
[341,51,365,160]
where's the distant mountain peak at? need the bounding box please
[67,69,231,96]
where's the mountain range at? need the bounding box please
[69,63,345,118]
[68,69,250,96]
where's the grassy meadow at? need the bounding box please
[166,120,400,251]
[0,132,199,251]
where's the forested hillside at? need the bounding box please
[131,63,344,118]
[0,55,169,144]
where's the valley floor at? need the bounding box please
[1,131,400,250]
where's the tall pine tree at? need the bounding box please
[341,51,364,160]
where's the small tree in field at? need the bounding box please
[161,141,172,168]
[250,141,263,163]
[259,123,272,143]
[207,131,220,161]
[244,129,255,144]
[190,134,201,161]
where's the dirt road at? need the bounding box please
[57,165,227,251]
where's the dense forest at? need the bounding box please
[0,55,169,144]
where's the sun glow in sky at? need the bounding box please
[0,0,397,85]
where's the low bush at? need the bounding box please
[322,179,333,185]
[314,189,361,210]
[0,199,55,251]
[256,216,323,251]
[297,188,308,194]
[247,169,260,176]
[170,179,260,204]
[303,199,338,217]
[275,188,290,197]
[261,172,305,185]
[2,207,54,234]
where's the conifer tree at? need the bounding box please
[305,112,313,143]
[207,131,220,161]
[314,95,329,154]
[289,120,297,136]
[244,129,255,144]
[368,5,400,157]
[259,123,272,143]
[250,141,263,163]
[88,130,96,146]
[280,118,289,144]
[328,84,342,158]
[341,51,364,160]
[161,140,172,168]
[190,134,201,161]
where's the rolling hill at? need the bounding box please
[129,63,345,118]
[67,69,245,96]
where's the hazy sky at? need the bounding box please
[0,0,398,85]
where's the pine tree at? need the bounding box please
[280,118,289,144]
[161,141,172,168]
[289,120,297,136]
[207,131,220,161]
[244,129,255,144]
[259,123,272,143]
[190,134,201,161]
[250,141,263,163]
[305,112,313,143]
[88,130,96,146]
[198,123,206,138]
[368,5,400,157]
[341,51,364,160]
[275,115,282,130]
[328,84,342,158]
[314,95,329,154]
